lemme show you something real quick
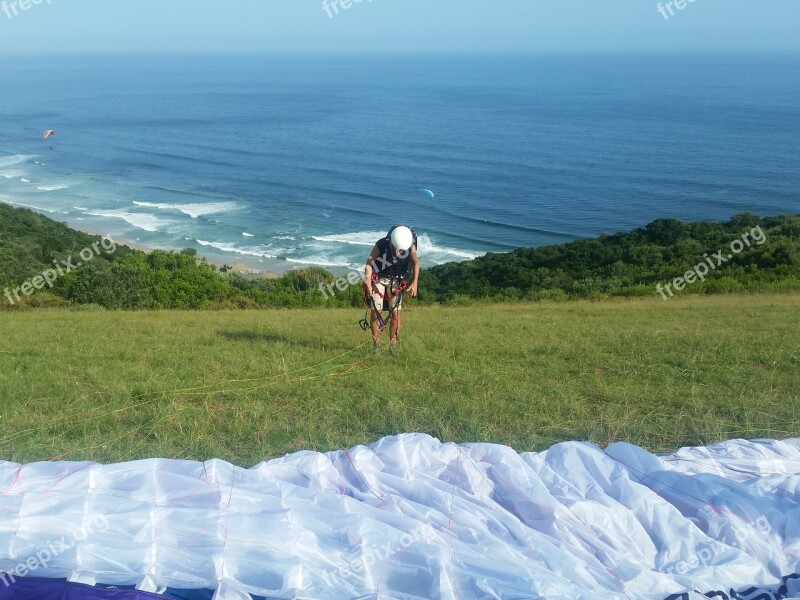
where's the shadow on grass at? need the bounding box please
[219,330,366,353]
[219,330,321,347]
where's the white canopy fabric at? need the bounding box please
[0,434,798,599]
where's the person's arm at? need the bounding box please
[409,246,420,297]
[365,245,380,283]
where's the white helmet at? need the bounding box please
[390,226,414,252]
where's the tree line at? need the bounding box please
[1,203,798,310]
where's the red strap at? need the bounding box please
[370,274,408,300]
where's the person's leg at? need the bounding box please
[388,284,402,352]
[388,306,401,356]
[390,308,401,344]
[371,311,382,343]
[370,282,385,351]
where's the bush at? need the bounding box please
[445,294,477,307]
[531,288,569,302]
[703,277,745,295]
[0,292,71,311]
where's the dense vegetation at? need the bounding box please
[0,203,133,293]
[420,213,800,302]
[0,203,361,310]
[1,202,799,310]
[55,249,365,310]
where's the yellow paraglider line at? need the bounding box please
[0,397,155,447]
[0,337,378,451]
[0,293,416,457]
[167,338,374,396]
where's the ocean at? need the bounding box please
[1,55,798,274]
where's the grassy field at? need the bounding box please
[0,293,798,465]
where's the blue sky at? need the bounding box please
[1,0,799,55]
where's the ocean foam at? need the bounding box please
[195,239,276,258]
[285,256,357,269]
[311,231,387,246]
[0,155,36,182]
[2,199,65,214]
[37,184,71,192]
[0,154,36,168]
[133,201,239,219]
[195,239,238,253]
[416,233,482,262]
[242,232,255,237]
[310,230,481,266]
[86,209,167,233]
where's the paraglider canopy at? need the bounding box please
[419,188,435,199]
[43,130,56,139]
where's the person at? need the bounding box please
[364,225,419,356]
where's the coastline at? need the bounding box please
[36,212,283,279]
[114,237,282,280]
[1,202,356,279]
[57,217,355,280]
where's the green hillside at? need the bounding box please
[2,203,799,310]
[0,202,132,292]
[0,203,362,310]
[421,213,800,301]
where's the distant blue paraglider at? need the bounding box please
[419,188,435,199]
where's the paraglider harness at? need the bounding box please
[359,227,417,333]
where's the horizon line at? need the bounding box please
[3,49,800,59]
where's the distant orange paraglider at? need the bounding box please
[43,130,56,139]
